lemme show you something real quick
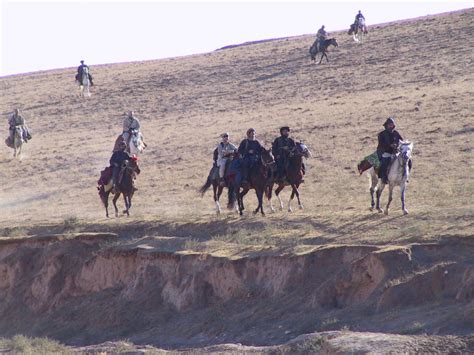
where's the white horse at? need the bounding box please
[79,66,91,98]
[368,141,413,215]
[10,126,24,159]
[127,129,146,156]
[350,18,367,43]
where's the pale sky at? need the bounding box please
[0,0,471,76]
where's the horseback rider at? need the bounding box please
[316,25,328,52]
[238,128,263,183]
[354,10,366,32]
[8,108,31,144]
[122,111,141,148]
[355,10,365,25]
[377,117,404,184]
[272,126,296,182]
[110,140,131,192]
[216,132,237,186]
[76,60,93,85]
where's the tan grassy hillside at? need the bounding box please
[0,9,473,247]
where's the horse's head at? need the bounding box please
[125,157,141,175]
[296,142,312,158]
[399,141,413,162]
[260,147,275,166]
[331,38,339,47]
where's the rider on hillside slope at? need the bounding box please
[7,108,31,145]
[377,117,404,184]
[316,25,328,52]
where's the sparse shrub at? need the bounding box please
[62,216,80,232]
[0,335,69,354]
[1,227,28,238]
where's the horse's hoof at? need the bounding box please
[299,204,304,210]
[403,209,409,215]
[377,208,384,213]
[270,207,276,213]
[370,207,375,211]
[288,208,293,213]
[384,210,389,215]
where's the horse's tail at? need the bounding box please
[228,183,236,210]
[98,184,107,206]
[199,174,212,196]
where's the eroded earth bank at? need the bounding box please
[1,233,473,353]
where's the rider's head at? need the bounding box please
[221,132,229,142]
[280,126,290,137]
[358,10,361,13]
[383,117,396,131]
[246,128,256,140]
[322,25,325,29]
[119,141,127,150]
[13,108,19,115]
[80,60,84,64]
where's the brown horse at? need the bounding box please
[199,152,237,214]
[266,142,311,212]
[309,38,339,64]
[230,148,275,216]
[98,158,140,217]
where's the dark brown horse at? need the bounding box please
[98,158,140,217]
[309,38,339,64]
[199,153,237,214]
[230,148,275,216]
[266,142,311,212]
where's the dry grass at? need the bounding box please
[0,10,473,250]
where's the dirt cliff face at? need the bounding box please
[0,234,472,348]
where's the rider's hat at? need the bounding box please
[220,132,229,138]
[246,128,256,136]
[280,126,290,133]
[80,60,84,63]
[383,117,396,128]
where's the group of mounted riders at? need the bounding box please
[310,10,368,63]
[5,11,414,216]
[202,114,408,215]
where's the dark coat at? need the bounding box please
[377,129,403,156]
[272,136,296,158]
[238,139,262,157]
[110,150,130,167]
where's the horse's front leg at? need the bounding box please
[266,184,275,213]
[384,184,394,215]
[239,187,249,215]
[294,184,303,209]
[275,184,285,210]
[214,184,222,215]
[401,182,408,215]
[376,182,386,213]
[123,194,131,216]
[112,192,120,217]
[318,53,324,65]
[254,188,265,216]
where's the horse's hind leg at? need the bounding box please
[254,189,265,216]
[369,173,378,211]
[376,182,385,213]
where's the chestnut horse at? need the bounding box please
[98,158,140,217]
[266,142,311,212]
[229,148,275,216]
